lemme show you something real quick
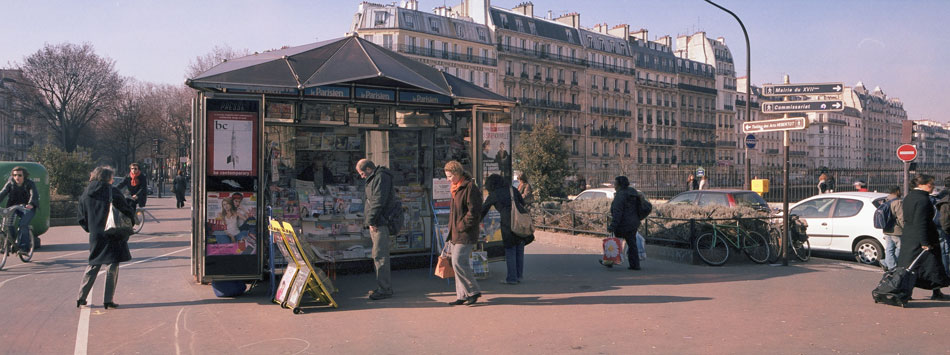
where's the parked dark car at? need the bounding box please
[668,189,771,212]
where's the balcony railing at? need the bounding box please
[639,137,676,146]
[397,44,496,66]
[521,98,581,111]
[678,83,718,95]
[588,61,636,75]
[590,127,632,139]
[497,44,587,66]
[680,121,716,130]
[681,139,713,148]
[716,140,735,147]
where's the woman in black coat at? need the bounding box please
[76,166,136,309]
[481,174,528,285]
[899,174,950,300]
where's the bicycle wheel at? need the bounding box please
[766,227,782,263]
[693,232,729,266]
[792,239,811,262]
[0,230,9,270]
[742,231,770,264]
[133,209,145,234]
[18,228,34,262]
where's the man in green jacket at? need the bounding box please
[357,159,395,300]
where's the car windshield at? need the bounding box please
[669,192,698,204]
[697,192,729,207]
[576,191,606,200]
[733,192,769,208]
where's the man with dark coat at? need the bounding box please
[173,170,187,208]
[933,177,950,276]
[0,166,40,253]
[116,163,148,208]
[357,159,395,300]
[899,174,950,300]
[76,166,136,309]
[604,175,647,270]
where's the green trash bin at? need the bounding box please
[0,162,51,246]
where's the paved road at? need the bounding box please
[0,196,948,354]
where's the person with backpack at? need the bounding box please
[898,174,950,300]
[357,159,396,301]
[602,176,652,270]
[878,186,903,271]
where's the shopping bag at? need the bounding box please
[104,188,133,236]
[602,237,623,265]
[434,255,454,279]
[470,250,490,279]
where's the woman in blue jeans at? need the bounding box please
[481,174,528,284]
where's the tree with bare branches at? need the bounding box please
[185,45,249,79]
[11,43,122,152]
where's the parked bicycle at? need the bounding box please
[693,220,770,266]
[0,205,34,270]
[767,215,811,263]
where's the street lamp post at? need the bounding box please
[704,0,752,190]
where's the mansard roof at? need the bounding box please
[355,4,493,45]
[577,28,631,56]
[489,7,582,46]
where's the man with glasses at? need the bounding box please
[116,163,149,208]
[0,167,39,254]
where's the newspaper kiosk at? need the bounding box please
[187,36,514,283]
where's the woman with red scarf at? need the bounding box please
[444,160,483,306]
[116,163,148,208]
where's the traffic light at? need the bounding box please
[152,138,162,155]
[901,121,917,144]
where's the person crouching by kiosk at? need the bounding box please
[444,160,483,306]
[0,166,39,254]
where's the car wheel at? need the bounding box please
[853,238,883,265]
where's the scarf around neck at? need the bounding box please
[451,177,467,194]
[130,170,140,186]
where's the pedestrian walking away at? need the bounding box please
[76,166,136,309]
[602,175,651,270]
[687,173,698,191]
[173,170,187,209]
[482,174,528,285]
[897,174,950,300]
[444,160,483,306]
[116,163,148,208]
[698,175,708,190]
[880,186,903,272]
[0,166,39,253]
[934,176,950,276]
[356,159,396,301]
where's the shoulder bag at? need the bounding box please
[104,188,133,237]
[510,187,534,237]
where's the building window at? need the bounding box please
[374,11,389,26]
[476,27,487,42]
[429,17,441,33]
[364,34,374,43]
[403,13,414,29]
[455,23,464,37]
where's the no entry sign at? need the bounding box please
[896,144,918,162]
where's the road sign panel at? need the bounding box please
[742,117,808,133]
[745,134,756,149]
[897,144,917,162]
[762,82,844,96]
[761,100,844,114]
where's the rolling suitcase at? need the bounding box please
[872,251,926,307]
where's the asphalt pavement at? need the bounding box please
[0,196,948,354]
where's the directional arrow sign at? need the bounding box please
[742,117,808,133]
[761,100,844,114]
[762,82,844,96]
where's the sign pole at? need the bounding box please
[903,161,910,197]
[781,75,790,267]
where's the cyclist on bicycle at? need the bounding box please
[116,163,148,208]
[0,166,39,254]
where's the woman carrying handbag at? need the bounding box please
[481,174,529,285]
[76,166,136,309]
[444,161,483,306]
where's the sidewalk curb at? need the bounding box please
[535,230,702,265]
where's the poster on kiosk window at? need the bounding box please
[206,192,259,256]
[208,110,258,176]
[481,123,510,243]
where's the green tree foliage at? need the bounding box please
[30,145,95,198]
[514,122,572,201]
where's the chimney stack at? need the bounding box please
[512,2,534,17]
[554,12,580,29]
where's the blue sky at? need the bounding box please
[2,0,946,121]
